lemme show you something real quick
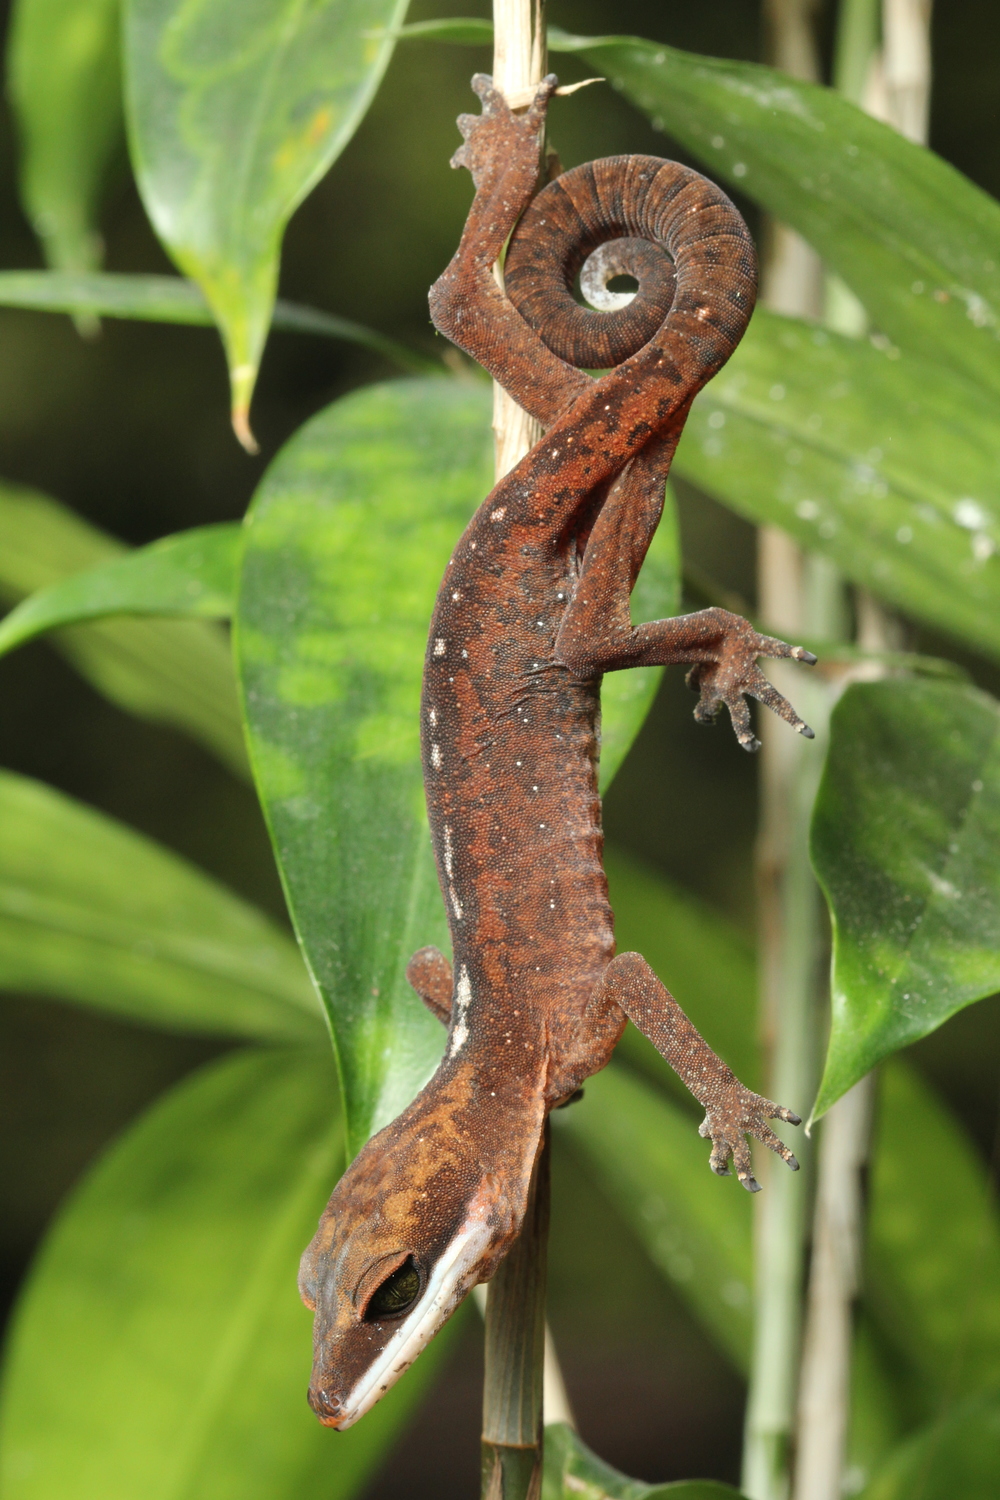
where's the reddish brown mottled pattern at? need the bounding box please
[298,75,810,1428]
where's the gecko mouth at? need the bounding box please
[322,1212,495,1430]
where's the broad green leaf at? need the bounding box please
[679,310,1000,662]
[0,483,247,775]
[559,1062,753,1369]
[867,1060,1000,1404]
[0,1048,457,1500]
[237,377,677,1154]
[811,679,1000,1116]
[0,767,322,1041]
[543,1420,746,1498]
[860,1392,1000,1500]
[7,0,122,274]
[540,30,1000,399]
[605,846,760,1098]
[124,0,412,443]
[0,271,432,370]
[0,522,238,655]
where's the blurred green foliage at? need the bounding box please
[1,3,1000,1498]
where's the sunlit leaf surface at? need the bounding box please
[7,0,122,272]
[811,679,1000,1115]
[0,523,239,655]
[681,311,1000,661]
[0,768,322,1040]
[124,0,412,438]
[236,376,677,1154]
[543,1421,746,1499]
[0,483,247,775]
[0,1049,456,1500]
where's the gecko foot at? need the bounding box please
[698,1082,801,1192]
[684,608,816,752]
[451,73,559,188]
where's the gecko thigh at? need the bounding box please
[406,946,453,1025]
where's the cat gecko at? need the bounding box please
[299,75,813,1429]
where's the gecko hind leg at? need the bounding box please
[594,951,800,1191]
[406,946,453,1025]
[555,436,816,752]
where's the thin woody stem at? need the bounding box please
[482,8,550,1496]
[481,1133,550,1500]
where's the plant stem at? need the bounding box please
[792,7,933,1496]
[480,7,551,1497]
[482,1133,550,1500]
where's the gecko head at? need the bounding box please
[298,1102,530,1430]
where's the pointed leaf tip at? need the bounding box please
[232,403,259,455]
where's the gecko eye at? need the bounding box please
[364,1256,422,1321]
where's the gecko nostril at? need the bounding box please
[309,1385,342,1420]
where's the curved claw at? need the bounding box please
[700,1086,802,1192]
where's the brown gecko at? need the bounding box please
[298,75,813,1429]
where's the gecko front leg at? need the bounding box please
[593,953,800,1191]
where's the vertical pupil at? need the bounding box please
[367,1258,421,1318]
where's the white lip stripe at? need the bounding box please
[336,1216,492,1428]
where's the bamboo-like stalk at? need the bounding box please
[792,6,932,1496]
[742,8,828,1500]
[482,1135,550,1500]
[480,6,552,1496]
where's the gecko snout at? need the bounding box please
[308,1384,345,1427]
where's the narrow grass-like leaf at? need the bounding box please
[124,0,413,441]
[236,377,677,1154]
[811,679,1000,1117]
[7,0,122,273]
[605,846,760,1098]
[543,1422,746,1499]
[0,271,432,370]
[0,1048,456,1500]
[867,1061,1000,1404]
[0,768,322,1041]
[0,523,239,655]
[680,310,1000,662]
[0,483,247,774]
[559,1063,754,1369]
[860,1392,1000,1500]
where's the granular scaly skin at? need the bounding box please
[298,75,809,1429]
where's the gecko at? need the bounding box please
[298,75,814,1430]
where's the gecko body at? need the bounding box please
[299,77,812,1429]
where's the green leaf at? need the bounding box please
[559,1062,753,1370]
[678,309,1000,662]
[811,679,1000,1116]
[0,522,238,655]
[543,1421,746,1499]
[7,0,122,274]
[236,377,677,1155]
[0,1048,456,1499]
[0,483,248,775]
[860,1392,1000,1500]
[0,271,433,370]
[124,0,412,442]
[543,31,1000,399]
[867,1060,1000,1404]
[0,767,322,1042]
[605,846,760,1099]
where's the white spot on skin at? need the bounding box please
[491,507,506,521]
[449,966,472,1056]
[434,639,446,657]
[428,708,437,726]
[452,591,462,602]
[443,824,454,878]
[449,886,464,920]
[431,744,443,770]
